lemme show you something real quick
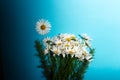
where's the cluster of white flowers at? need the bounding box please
[35,19,93,62]
[43,33,93,61]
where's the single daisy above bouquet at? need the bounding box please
[35,19,95,80]
[36,19,51,35]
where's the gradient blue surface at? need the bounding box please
[1,0,120,80]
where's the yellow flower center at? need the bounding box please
[82,51,87,56]
[40,24,46,30]
[69,50,74,54]
[66,38,71,42]
[58,43,61,46]
[65,44,69,47]
[54,50,58,54]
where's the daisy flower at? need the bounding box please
[51,46,61,55]
[54,39,62,46]
[43,37,51,45]
[36,19,51,35]
[80,33,92,41]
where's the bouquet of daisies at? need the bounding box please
[35,19,95,80]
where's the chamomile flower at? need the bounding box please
[54,39,62,46]
[36,19,51,35]
[66,47,75,57]
[80,33,92,41]
[65,34,72,42]
[43,37,51,46]
[51,46,61,55]
[42,33,93,61]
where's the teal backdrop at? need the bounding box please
[1,0,120,80]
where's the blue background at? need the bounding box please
[1,0,120,80]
